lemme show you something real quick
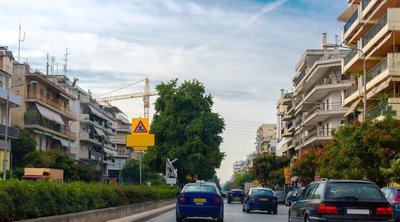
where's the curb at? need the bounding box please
[106,204,175,222]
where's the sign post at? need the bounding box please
[166,158,178,185]
[126,118,155,184]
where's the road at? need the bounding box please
[147,200,289,222]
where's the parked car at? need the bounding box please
[273,190,286,204]
[227,189,244,204]
[242,187,278,214]
[288,179,393,222]
[176,180,224,222]
[221,190,229,198]
[381,186,400,222]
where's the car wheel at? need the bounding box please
[176,216,182,222]
[217,217,224,222]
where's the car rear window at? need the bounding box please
[232,190,243,194]
[182,184,216,193]
[326,182,384,200]
[251,189,274,196]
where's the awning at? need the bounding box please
[89,106,107,120]
[94,127,106,137]
[58,138,70,148]
[36,104,65,125]
[344,99,361,117]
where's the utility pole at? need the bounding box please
[63,48,70,76]
[18,22,25,63]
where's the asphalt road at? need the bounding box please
[146,200,289,222]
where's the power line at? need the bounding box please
[97,79,145,98]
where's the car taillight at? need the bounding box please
[214,196,222,204]
[393,191,399,205]
[317,203,338,215]
[376,206,392,216]
[178,195,186,204]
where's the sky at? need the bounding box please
[0,0,348,183]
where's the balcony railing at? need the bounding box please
[24,111,76,139]
[344,9,359,33]
[27,92,75,117]
[366,57,388,83]
[344,46,358,66]
[362,0,372,10]
[304,102,345,120]
[344,84,358,98]
[367,102,388,118]
[287,103,293,112]
[362,14,387,47]
[305,127,334,141]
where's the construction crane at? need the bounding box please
[97,78,158,118]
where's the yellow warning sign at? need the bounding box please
[132,118,149,134]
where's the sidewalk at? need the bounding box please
[106,203,175,222]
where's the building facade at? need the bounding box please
[276,90,294,157]
[339,0,400,121]
[255,124,277,154]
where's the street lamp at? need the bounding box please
[3,80,37,179]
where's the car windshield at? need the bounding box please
[182,184,216,193]
[326,182,384,200]
[251,189,273,195]
[232,190,243,194]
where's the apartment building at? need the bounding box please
[339,0,400,121]
[276,90,294,157]
[11,64,76,154]
[291,46,351,157]
[255,124,277,154]
[233,160,247,173]
[0,47,20,173]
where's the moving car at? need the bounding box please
[176,181,224,222]
[286,187,305,206]
[273,190,286,204]
[288,179,393,222]
[381,186,400,222]
[242,187,278,214]
[227,189,245,204]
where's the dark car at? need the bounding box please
[273,190,286,204]
[381,186,400,221]
[176,181,224,222]
[227,189,244,204]
[288,179,393,222]
[221,190,229,198]
[242,187,278,214]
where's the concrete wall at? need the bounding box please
[19,198,175,222]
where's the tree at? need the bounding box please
[249,153,289,187]
[232,171,254,189]
[121,158,164,185]
[292,148,322,185]
[11,127,36,168]
[318,117,400,186]
[143,79,225,186]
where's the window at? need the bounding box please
[310,182,325,199]
[251,189,274,196]
[326,182,384,200]
[299,183,318,200]
[183,184,217,193]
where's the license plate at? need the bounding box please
[259,198,269,201]
[193,198,206,203]
[347,209,369,215]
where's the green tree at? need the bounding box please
[11,127,36,168]
[143,79,225,186]
[292,148,322,185]
[232,171,254,189]
[249,153,290,187]
[318,117,400,186]
[121,158,164,185]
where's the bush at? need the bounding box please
[0,180,179,222]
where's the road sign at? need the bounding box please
[132,118,149,134]
[166,158,178,185]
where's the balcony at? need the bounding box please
[367,98,400,120]
[27,92,75,119]
[361,0,397,21]
[79,150,101,162]
[24,112,76,140]
[303,102,347,127]
[116,125,131,133]
[343,8,364,44]
[304,78,352,103]
[304,127,335,147]
[362,9,400,56]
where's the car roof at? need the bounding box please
[325,179,375,184]
[251,187,273,191]
[185,181,216,186]
[231,189,243,191]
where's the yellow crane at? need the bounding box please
[96,78,158,118]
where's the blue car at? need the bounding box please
[381,186,400,222]
[242,187,278,214]
[176,180,224,222]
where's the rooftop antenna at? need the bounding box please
[50,56,55,74]
[46,53,49,75]
[18,20,26,63]
[63,48,70,76]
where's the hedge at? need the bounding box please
[0,180,179,222]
